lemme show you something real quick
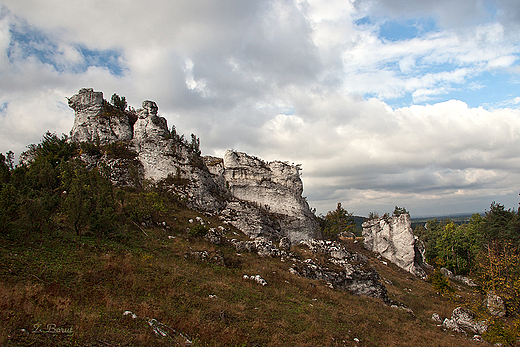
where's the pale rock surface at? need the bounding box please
[67,88,318,243]
[221,150,319,243]
[431,313,442,323]
[69,88,133,144]
[451,307,488,335]
[485,292,506,317]
[440,267,478,287]
[362,214,426,278]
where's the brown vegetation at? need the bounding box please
[0,209,489,346]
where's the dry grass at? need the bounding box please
[0,212,490,346]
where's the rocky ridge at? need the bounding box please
[67,88,392,302]
[68,88,318,243]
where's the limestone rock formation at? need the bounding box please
[362,213,426,278]
[440,267,478,287]
[67,88,318,243]
[68,88,133,144]
[291,239,389,302]
[220,150,320,243]
[484,292,506,317]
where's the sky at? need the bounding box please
[1,0,520,217]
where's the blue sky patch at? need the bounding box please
[0,102,8,115]
[7,19,124,76]
[379,18,437,42]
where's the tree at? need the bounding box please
[393,206,408,217]
[62,160,91,236]
[111,93,127,111]
[476,241,520,316]
[321,202,356,239]
[190,133,201,156]
[481,202,519,245]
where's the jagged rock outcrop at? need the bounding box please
[362,213,426,278]
[68,88,318,243]
[230,236,389,302]
[291,239,389,302]
[68,88,133,144]
[215,150,319,243]
[484,292,506,317]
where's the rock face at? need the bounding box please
[220,150,319,243]
[362,214,426,278]
[485,292,506,317]
[68,88,133,144]
[68,88,318,243]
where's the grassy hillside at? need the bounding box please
[1,206,487,346]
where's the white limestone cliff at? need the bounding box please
[221,150,319,243]
[362,213,426,278]
[68,88,318,243]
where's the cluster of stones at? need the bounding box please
[432,307,488,338]
[226,235,390,302]
[291,239,389,302]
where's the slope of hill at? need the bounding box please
[0,207,484,346]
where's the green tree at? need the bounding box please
[111,93,127,111]
[62,160,91,236]
[393,206,408,217]
[481,202,519,245]
[321,202,356,239]
[190,133,201,156]
[476,241,520,316]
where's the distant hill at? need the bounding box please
[410,213,484,229]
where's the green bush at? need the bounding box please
[428,269,454,295]
[483,319,518,345]
[189,224,208,238]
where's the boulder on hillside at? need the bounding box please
[485,292,506,317]
[442,307,487,335]
[362,213,426,278]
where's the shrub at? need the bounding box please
[189,224,208,238]
[428,269,454,295]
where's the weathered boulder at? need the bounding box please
[68,88,133,144]
[431,313,442,323]
[485,292,506,317]
[232,237,289,258]
[362,214,426,278]
[440,307,488,335]
[440,267,478,287]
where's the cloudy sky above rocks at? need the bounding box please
[1,0,520,217]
